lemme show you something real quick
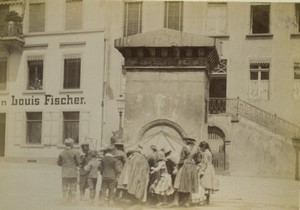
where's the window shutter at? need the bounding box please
[124,2,142,37]
[249,80,259,99]
[217,4,227,34]
[29,3,45,32]
[260,80,269,100]
[51,112,60,145]
[14,112,25,145]
[164,2,167,28]
[166,1,181,30]
[63,57,81,89]
[296,4,300,33]
[0,57,7,91]
[207,4,227,35]
[293,80,300,100]
[42,112,51,145]
[0,5,9,32]
[65,0,83,30]
[207,5,217,35]
[79,111,90,141]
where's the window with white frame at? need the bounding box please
[293,61,300,100]
[250,5,270,34]
[249,61,270,100]
[124,2,142,37]
[65,0,83,31]
[27,57,43,90]
[26,112,42,144]
[164,1,183,31]
[207,3,227,35]
[29,1,45,32]
[63,55,81,89]
[296,4,300,33]
[63,111,79,144]
[0,57,7,91]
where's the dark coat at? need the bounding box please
[99,154,122,180]
[79,151,93,176]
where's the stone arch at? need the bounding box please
[208,126,226,140]
[137,119,187,140]
[207,121,229,140]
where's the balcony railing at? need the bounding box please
[0,22,23,39]
[209,97,300,138]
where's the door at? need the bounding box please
[208,126,225,174]
[209,59,227,113]
[0,113,6,157]
[209,78,227,113]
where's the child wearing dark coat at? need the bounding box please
[84,150,101,201]
[99,145,123,206]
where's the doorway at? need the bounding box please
[209,59,227,114]
[208,126,225,174]
[0,113,6,157]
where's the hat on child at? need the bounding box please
[104,144,115,152]
[183,137,196,144]
[114,139,124,146]
[90,150,98,158]
[65,138,74,146]
[150,145,157,151]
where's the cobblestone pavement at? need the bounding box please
[0,160,299,210]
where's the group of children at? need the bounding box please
[57,137,219,207]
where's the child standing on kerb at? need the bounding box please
[84,150,101,201]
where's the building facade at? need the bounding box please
[0,0,105,157]
[0,0,299,179]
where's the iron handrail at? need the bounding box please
[208,97,300,138]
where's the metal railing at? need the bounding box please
[209,97,300,138]
[0,22,23,38]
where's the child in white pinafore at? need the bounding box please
[149,153,174,206]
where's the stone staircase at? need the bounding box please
[208,97,300,139]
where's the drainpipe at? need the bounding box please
[100,39,107,149]
[100,0,108,149]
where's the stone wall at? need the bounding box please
[124,70,208,144]
[208,115,296,179]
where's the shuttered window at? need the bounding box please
[0,5,9,32]
[65,0,83,30]
[207,3,227,35]
[63,56,81,89]
[63,111,79,144]
[29,2,45,32]
[249,61,270,100]
[124,2,142,37]
[164,1,183,31]
[0,57,7,91]
[26,112,42,144]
